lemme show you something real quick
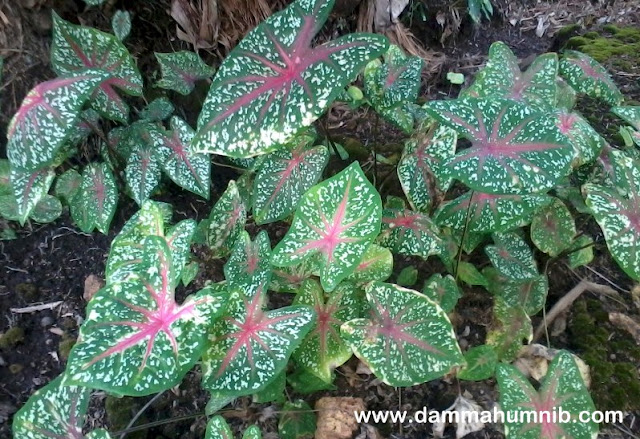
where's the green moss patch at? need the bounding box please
[0,327,25,350]
[565,25,640,73]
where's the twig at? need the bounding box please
[11,301,64,314]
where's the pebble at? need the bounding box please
[0,355,6,367]
[40,316,54,327]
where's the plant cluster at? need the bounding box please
[7,0,640,438]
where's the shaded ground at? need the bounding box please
[1,0,640,438]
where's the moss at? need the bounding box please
[105,396,148,439]
[564,26,640,73]
[58,336,76,360]
[568,299,640,411]
[16,283,39,301]
[556,24,580,39]
[0,326,25,350]
[60,317,76,330]
[9,363,23,374]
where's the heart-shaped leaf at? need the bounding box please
[612,105,640,147]
[436,191,553,234]
[554,110,606,166]
[345,243,393,284]
[484,267,548,316]
[206,416,262,439]
[224,230,272,295]
[530,198,576,257]
[278,400,317,439]
[52,13,144,122]
[121,121,164,205]
[7,72,108,171]
[12,375,111,439]
[497,350,599,439]
[253,137,329,224]
[30,194,63,223]
[425,97,573,194]
[272,162,382,292]
[457,345,497,381]
[192,0,388,158]
[397,121,458,212]
[485,231,538,280]
[585,152,640,280]
[486,300,532,361]
[464,42,558,110]
[112,10,131,41]
[202,180,247,256]
[202,286,315,396]
[292,279,365,382]
[10,167,56,225]
[55,168,82,203]
[559,50,623,106]
[65,237,227,396]
[156,51,216,95]
[70,162,118,234]
[140,97,174,122]
[341,281,464,387]
[568,235,594,269]
[270,258,317,293]
[421,274,462,313]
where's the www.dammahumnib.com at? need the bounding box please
[354,407,624,425]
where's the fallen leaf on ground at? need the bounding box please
[83,274,103,302]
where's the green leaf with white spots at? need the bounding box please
[397,121,458,212]
[484,267,548,316]
[345,243,393,284]
[11,167,56,225]
[140,97,174,122]
[243,426,262,439]
[554,110,606,166]
[86,430,112,439]
[12,375,110,439]
[224,230,272,295]
[555,76,577,110]
[279,400,316,439]
[205,416,234,439]
[0,160,10,196]
[486,300,532,362]
[270,258,317,293]
[421,274,461,313]
[112,10,131,41]
[253,138,328,224]
[83,0,106,5]
[457,345,497,381]
[202,286,315,396]
[559,50,623,106]
[292,279,364,382]
[584,153,640,280]
[153,117,211,198]
[464,42,558,111]
[485,231,538,280]
[7,71,108,171]
[192,0,389,158]
[530,198,576,257]
[122,121,164,205]
[612,105,640,147]
[568,235,594,269]
[181,261,199,286]
[65,237,227,396]
[272,162,382,292]
[378,199,442,259]
[253,370,286,403]
[165,219,197,281]
[156,51,216,95]
[425,97,573,194]
[55,168,82,204]
[436,191,553,234]
[456,261,488,287]
[30,195,62,223]
[341,281,464,387]
[70,162,118,234]
[51,13,144,122]
[497,350,598,439]
[203,180,246,256]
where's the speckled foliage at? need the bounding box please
[206,416,262,439]
[70,162,118,234]
[293,279,365,382]
[272,162,382,292]
[341,282,464,387]
[202,287,315,396]
[192,0,388,158]
[345,243,393,284]
[224,230,272,295]
[464,41,558,111]
[111,10,131,41]
[65,237,227,396]
[425,97,573,194]
[51,13,143,122]
[497,351,598,439]
[7,166,56,225]
[485,231,538,280]
[12,376,111,439]
[421,274,462,313]
[156,51,216,95]
[486,299,532,361]
[585,151,640,280]
[530,198,576,257]
[612,105,640,147]
[559,50,623,106]
[201,180,247,256]
[553,109,606,166]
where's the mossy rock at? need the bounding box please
[16,283,39,301]
[568,298,640,411]
[0,326,25,350]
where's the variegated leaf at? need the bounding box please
[397,121,458,212]
[555,76,577,110]
[612,105,640,147]
[425,98,573,194]
[140,97,174,122]
[11,167,55,225]
[253,138,329,224]
[202,286,315,396]
[0,159,10,196]
[559,50,623,106]
[457,345,497,381]
[7,72,108,171]
[345,243,393,284]
[30,195,63,224]
[485,231,538,280]
[54,168,82,203]
[156,51,216,95]
[12,375,111,439]
[122,121,164,205]
[486,300,532,362]
[206,416,262,439]
[272,162,382,292]
[554,110,606,166]
[192,0,389,158]
[585,153,640,280]
[464,42,558,111]
[65,237,227,396]
[568,235,594,269]
[153,116,211,198]
[224,230,272,295]
[484,267,548,316]
[203,180,247,256]
[51,13,144,122]
[421,274,462,313]
[497,351,598,439]
[112,10,131,41]
[436,191,553,234]
[270,258,317,293]
[341,281,464,387]
[70,162,118,234]
[530,198,576,257]
[293,279,365,382]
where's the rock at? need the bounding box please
[40,316,54,327]
[315,397,365,439]
[84,274,104,302]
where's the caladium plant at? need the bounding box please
[559,50,623,106]
[156,51,216,95]
[192,0,388,158]
[200,180,247,256]
[530,198,576,257]
[224,230,272,295]
[612,105,640,147]
[206,416,262,439]
[70,162,118,234]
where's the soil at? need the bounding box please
[1,0,640,438]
